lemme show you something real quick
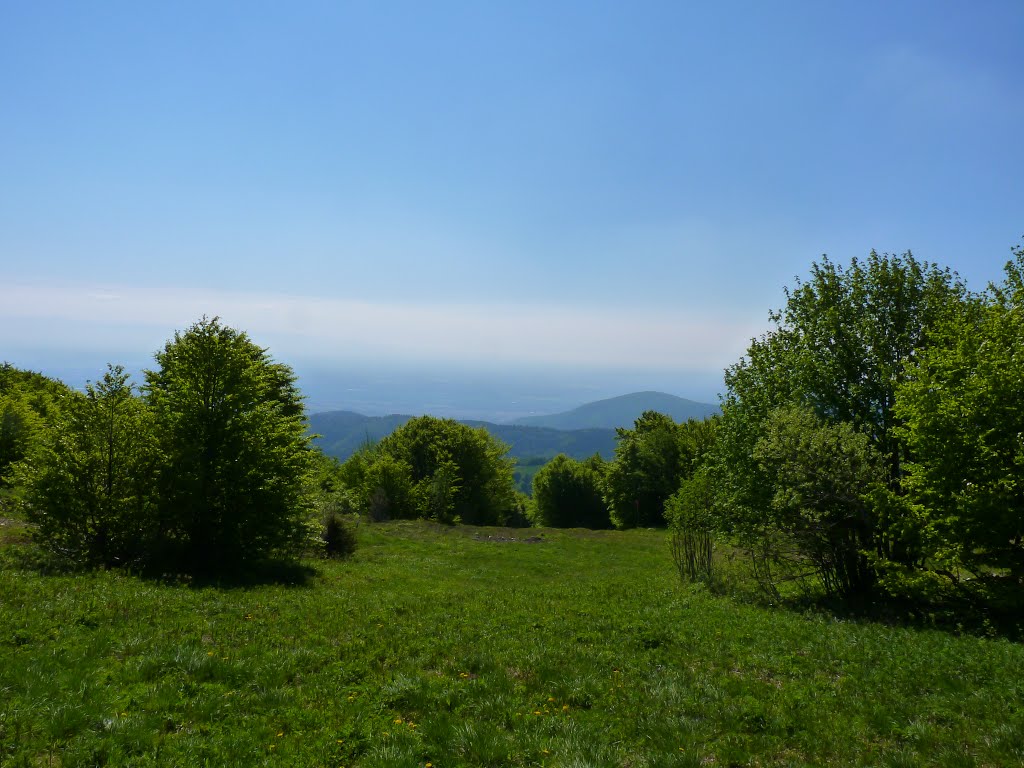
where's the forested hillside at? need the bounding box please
[510,390,718,429]
[309,411,616,463]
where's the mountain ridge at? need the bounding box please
[508,390,718,430]
[309,391,718,464]
[309,411,618,464]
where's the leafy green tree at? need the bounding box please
[716,252,966,588]
[0,365,70,488]
[17,365,160,566]
[144,317,316,570]
[666,466,716,584]
[530,453,609,529]
[359,451,416,521]
[752,405,883,597]
[0,390,43,487]
[894,248,1024,589]
[604,411,705,528]
[374,416,517,526]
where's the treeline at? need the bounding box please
[1,318,342,575]
[672,247,1024,619]
[318,405,716,532]
[3,244,1022,616]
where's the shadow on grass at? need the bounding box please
[782,584,1024,642]
[180,559,320,589]
[0,538,320,589]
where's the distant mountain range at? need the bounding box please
[509,391,719,430]
[309,390,719,464]
[309,411,617,463]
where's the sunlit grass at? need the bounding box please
[1,520,1022,766]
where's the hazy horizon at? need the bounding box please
[3,2,1021,399]
[4,350,724,423]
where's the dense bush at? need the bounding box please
[750,405,882,597]
[17,366,160,567]
[604,412,717,529]
[0,364,70,486]
[890,248,1024,599]
[666,467,716,585]
[530,453,609,528]
[344,416,518,526]
[15,319,319,574]
[713,251,966,597]
[321,510,358,558]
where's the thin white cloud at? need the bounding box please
[0,281,764,372]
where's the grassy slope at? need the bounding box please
[1,521,1023,767]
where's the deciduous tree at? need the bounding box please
[894,248,1024,588]
[18,365,159,566]
[144,317,316,570]
[530,453,609,529]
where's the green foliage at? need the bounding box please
[0,390,43,487]
[505,490,534,528]
[666,467,716,585]
[530,453,610,528]
[16,365,160,567]
[0,365,71,488]
[321,510,358,558]
[0,363,70,418]
[366,415,517,526]
[360,451,417,521]
[894,247,1024,596]
[604,412,715,529]
[144,317,317,570]
[751,405,883,597]
[716,252,966,594]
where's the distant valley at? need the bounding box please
[310,390,718,460]
[310,391,719,495]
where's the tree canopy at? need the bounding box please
[144,317,316,570]
[18,366,159,567]
[343,416,518,526]
[713,251,966,595]
[894,247,1024,589]
[530,453,609,529]
[604,411,716,528]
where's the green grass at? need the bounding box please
[2,520,1023,767]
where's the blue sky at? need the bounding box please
[2,1,1022,407]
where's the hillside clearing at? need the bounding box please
[1,521,1022,767]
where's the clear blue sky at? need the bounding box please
[2,1,1022,404]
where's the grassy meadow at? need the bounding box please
[1,518,1023,767]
